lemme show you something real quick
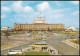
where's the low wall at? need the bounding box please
[63,39,79,49]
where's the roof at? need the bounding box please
[33,41,47,45]
[66,26,76,30]
[14,23,64,25]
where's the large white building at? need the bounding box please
[14,16,65,31]
[65,26,77,31]
[1,26,10,30]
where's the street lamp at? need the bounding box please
[6,28,9,54]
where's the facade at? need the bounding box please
[14,16,65,32]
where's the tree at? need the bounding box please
[7,33,10,36]
[4,30,10,38]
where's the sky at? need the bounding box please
[1,1,79,29]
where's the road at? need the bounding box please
[1,33,42,55]
[46,34,79,55]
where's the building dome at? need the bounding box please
[33,16,47,24]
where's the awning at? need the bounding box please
[30,44,48,47]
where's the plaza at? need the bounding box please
[1,30,79,55]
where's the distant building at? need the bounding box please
[65,26,78,35]
[1,26,10,30]
[14,16,65,32]
[65,26,77,32]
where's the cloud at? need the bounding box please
[12,1,34,13]
[36,2,50,11]
[73,11,79,15]
[1,1,65,21]
[1,15,6,18]
[2,6,11,12]
[36,2,65,20]
[24,6,34,13]
[52,14,64,19]
[71,1,79,5]
[54,1,63,6]
[11,1,23,13]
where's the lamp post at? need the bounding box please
[22,43,23,55]
[6,28,9,55]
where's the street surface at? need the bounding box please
[1,39,41,55]
[1,33,42,55]
[46,34,79,55]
